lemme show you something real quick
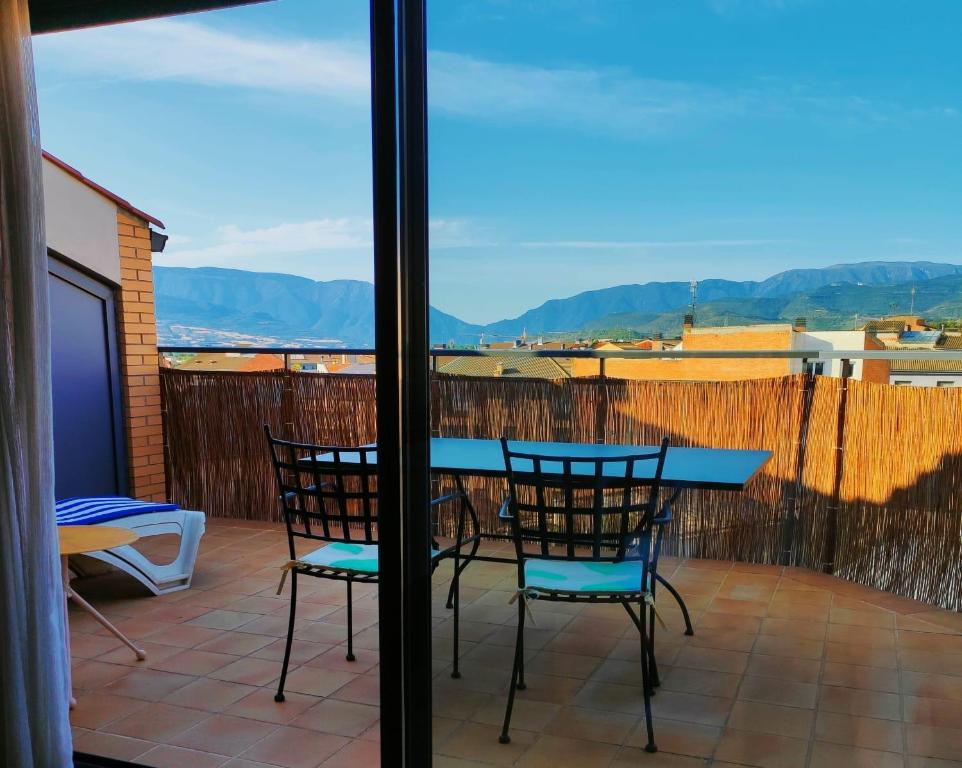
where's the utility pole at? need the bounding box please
[689,280,698,322]
[910,285,916,315]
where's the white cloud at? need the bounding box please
[36,17,954,138]
[34,18,738,136]
[156,216,484,275]
[34,19,371,103]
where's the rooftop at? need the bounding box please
[69,518,962,768]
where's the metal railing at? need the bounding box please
[158,344,962,377]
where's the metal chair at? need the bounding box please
[497,436,669,753]
[265,426,476,703]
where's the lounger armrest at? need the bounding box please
[430,492,463,507]
[498,496,514,521]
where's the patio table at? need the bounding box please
[305,437,772,633]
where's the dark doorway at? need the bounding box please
[49,254,127,499]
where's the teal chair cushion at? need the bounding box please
[523,558,647,594]
[301,541,443,574]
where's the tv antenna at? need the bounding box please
[689,280,698,319]
[910,285,916,315]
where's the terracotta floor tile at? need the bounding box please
[281,666,357,698]
[195,632,276,657]
[238,726,350,768]
[543,630,619,658]
[673,645,748,675]
[739,675,817,708]
[104,701,207,742]
[688,628,757,652]
[824,642,899,669]
[728,700,814,739]
[72,729,154,761]
[208,657,282,687]
[714,728,808,768]
[815,711,904,753]
[150,649,238,677]
[904,696,962,729]
[708,597,770,617]
[471,697,561,733]
[626,717,720,758]
[900,651,962,677]
[828,624,896,648]
[145,624,226,649]
[899,632,962,654]
[906,723,962,760]
[171,713,278,757]
[320,738,381,768]
[753,634,824,660]
[189,610,262,631]
[437,721,536,766]
[98,641,184,667]
[71,660,133,690]
[543,705,637,744]
[821,662,901,693]
[103,668,197,702]
[902,672,962,702]
[697,611,763,634]
[610,745,707,766]
[759,617,827,641]
[514,734,618,768]
[830,608,896,629]
[71,632,125,659]
[138,744,229,768]
[525,650,601,680]
[252,638,333,666]
[502,672,583,706]
[69,691,150,730]
[746,653,821,684]
[819,685,902,721]
[292,699,382,738]
[225,688,318,725]
[162,678,258,712]
[643,690,732,727]
[659,666,740,698]
[809,740,904,768]
[767,602,830,622]
[571,680,646,716]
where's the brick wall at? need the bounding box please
[116,211,166,501]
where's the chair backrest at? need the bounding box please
[265,426,379,552]
[500,437,669,562]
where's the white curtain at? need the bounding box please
[0,0,73,764]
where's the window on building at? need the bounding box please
[894,380,911,386]
[936,380,955,387]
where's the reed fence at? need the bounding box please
[160,369,962,610]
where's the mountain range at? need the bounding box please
[153,261,962,347]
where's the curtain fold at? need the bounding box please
[0,0,73,764]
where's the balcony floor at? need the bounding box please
[68,518,962,768]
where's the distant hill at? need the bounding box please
[154,261,962,347]
[154,267,480,347]
[485,261,962,338]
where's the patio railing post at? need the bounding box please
[595,357,607,444]
[782,365,816,566]
[823,358,852,575]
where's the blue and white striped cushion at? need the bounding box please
[56,497,180,526]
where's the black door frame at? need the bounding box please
[371,0,434,764]
[48,250,129,498]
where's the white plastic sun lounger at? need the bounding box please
[55,497,206,595]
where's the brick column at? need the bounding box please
[116,211,167,501]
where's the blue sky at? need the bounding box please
[32,0,962,324]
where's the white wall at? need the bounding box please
[792,331,868,379]
[42,159,120,284]
[890,373,962,388]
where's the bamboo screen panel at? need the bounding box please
[160,368,962,609]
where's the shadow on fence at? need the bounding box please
[159,369,962,610]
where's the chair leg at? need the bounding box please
[499,597,527,744]
[345,577,356,662]
[648,600,660,689]
[275,570,298,703]
[638,599,657,753]
[451,556,462,679]
[655,572,694,636]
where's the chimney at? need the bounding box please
[793,317,807,332]
[493,361,504,377]
[683,314,694,333]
